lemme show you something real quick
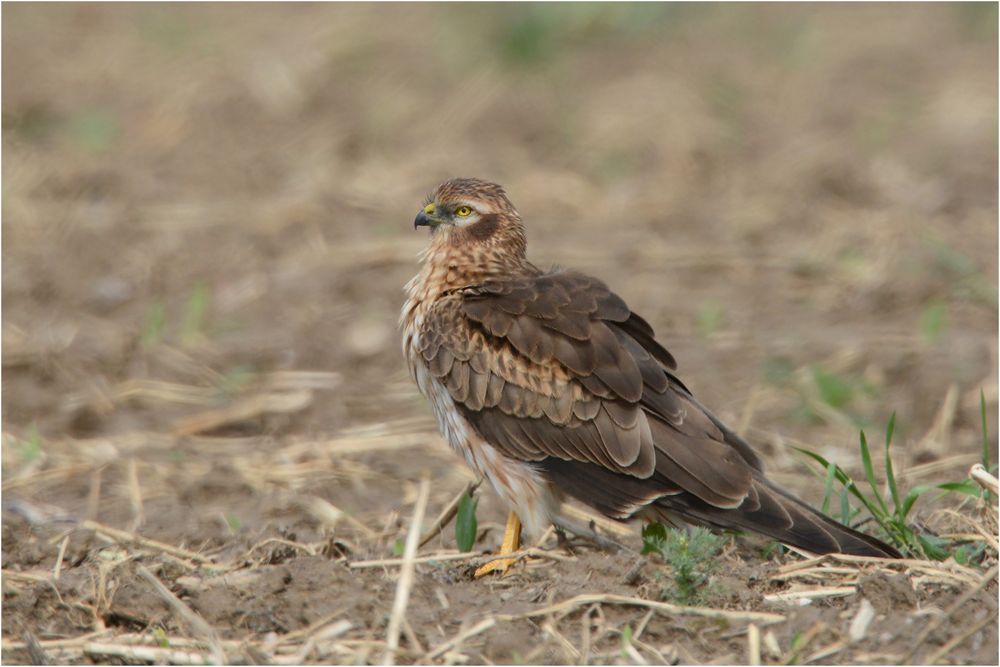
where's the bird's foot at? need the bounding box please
[474,554,518,577]
[474,511,523,578]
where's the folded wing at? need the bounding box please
[415,268,899,557]
[417,269,756,511]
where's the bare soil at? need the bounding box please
[2,4,998,665]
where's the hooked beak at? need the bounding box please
[414,203,444,229]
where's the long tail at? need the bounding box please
[656,473,901,558]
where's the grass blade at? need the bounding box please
[900,484,933,519]
[820,461,837,515]
[934,480,983,497]
[884,412,902,514]
[981,389,989,466]
[981,389,995,473]
[859,430,889,517]
[794,448,849,485]
[884,411,897,449]
[181,281,209,345]
[141,302,166,349]
[840,487,852,525]
[917,534,949,561]
[794,446,884,522]
[980,389,997,503]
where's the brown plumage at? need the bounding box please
[401,177,900,558]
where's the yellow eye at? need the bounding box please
[455,206,473,217]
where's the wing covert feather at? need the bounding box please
[422,269,757,510]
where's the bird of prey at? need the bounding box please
[401,177,900,575]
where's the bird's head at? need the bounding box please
[414,177,526,258]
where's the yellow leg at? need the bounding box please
[474,511,522,577]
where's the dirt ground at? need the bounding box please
[2,4,998,665]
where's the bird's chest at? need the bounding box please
[400,277,552,537]
[401,295,471,457]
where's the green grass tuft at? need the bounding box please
[796,408,991,560]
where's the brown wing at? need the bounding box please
[416,269,756,514]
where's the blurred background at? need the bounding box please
[3,4,998,660]
[3,0,997,579]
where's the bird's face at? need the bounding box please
[413,177,520,235]
[413,198,486,230]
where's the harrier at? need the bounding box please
[401,177,899,575]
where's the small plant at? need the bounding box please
[224,511,241,532]
[454,491,479,552]
[17,424,42,464]
[919,300,948,343]
[641,523,725,604]
[812,366,857,411]
[180,281,210,345]
[140,282,214,350]
[808,365,880,425]
[797,407,991,560]
[619,624,635,660]
[152,627,170,649]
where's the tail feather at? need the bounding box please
[656,474,901,558]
